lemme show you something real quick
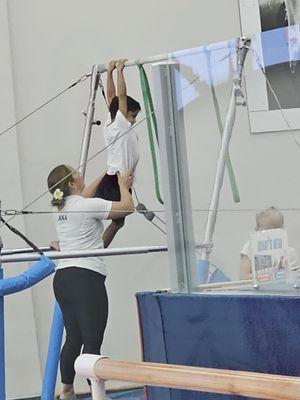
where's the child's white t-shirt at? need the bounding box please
[103,110,139,178]
[54,195,112,275]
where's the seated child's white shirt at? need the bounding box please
[103,110,139,179]
[241,241,299,270]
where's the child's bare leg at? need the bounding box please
[102,219,125,248]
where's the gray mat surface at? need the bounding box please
[82,388,144,400]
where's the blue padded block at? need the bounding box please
[136,292,300,400]
[208,268,230,284]
[0,268,5,400]
[136,292,171,400]
[0,256,55,296]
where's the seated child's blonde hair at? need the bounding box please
[255,207,284,231]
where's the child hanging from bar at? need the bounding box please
[95,59,141,246]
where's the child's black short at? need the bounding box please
[95,173,132,227]
[95,173,121,201]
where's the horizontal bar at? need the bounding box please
[100,53,170,72]
[1,243,212,264]
[0,245,168,264]
[76,355,300,400]
[197,279,252,290]
[155,280,255,293]
[2,246,51,255]
[100,39,243,72]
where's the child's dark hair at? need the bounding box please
[47,164,74,210]
[109,96,141,120]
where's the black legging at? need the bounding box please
[53,267,108,384]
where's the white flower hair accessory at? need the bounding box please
[53,188,64,201]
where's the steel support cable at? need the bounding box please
[250,46,300,150]
[0,113,152,228]
[0,206,168,236]
[0,216,43,255]
[5,207,300,216]
[132,187,166,231]
[0,74,91,139]
[98,76,109,108]
[1,208,166,216]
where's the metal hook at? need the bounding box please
[81,111,101,126]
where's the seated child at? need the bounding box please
[240,207,298,279]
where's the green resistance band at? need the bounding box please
[137,63,163,204]
[210,84,240,203]
[206,51,240,203]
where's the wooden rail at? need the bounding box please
[197,279,252,290]
[75,355,300,400]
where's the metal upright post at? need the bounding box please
[79,64,103,176]
[152,62,197,293]
[199,38,251,280]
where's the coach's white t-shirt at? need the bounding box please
[54,195,112,275]
[103,110,139,177]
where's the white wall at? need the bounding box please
[3,0,299,398]
[0,1,42,397]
